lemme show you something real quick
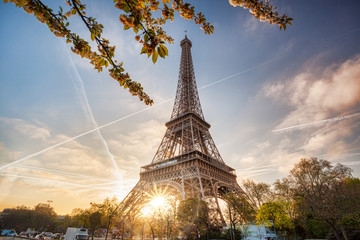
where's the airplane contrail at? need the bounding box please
[0,162,116,182]
[0,173,138,192]
[272,112,360,133]
[0,100,173,172]
[0,173,93,188]
[66,48,121,176]
[0,59,274,172]
[198,58,277,90]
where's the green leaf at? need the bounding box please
[123,25,130,30]
[160,44,168,56]
[152,50,158,63]
[71,8,76,15]
[123,5,130,13]
[157,46,165,58]
[144,34,149,43]
[140,47,147,54]
[17,0,26,7]
[91,32,95,41]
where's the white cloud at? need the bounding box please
[0,117,51,141]
[264,55,360,128]
[0,142,22,162]
[307,57,360,110]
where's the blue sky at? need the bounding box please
[1,0,360,214]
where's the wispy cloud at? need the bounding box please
[0,117,50,141]
[273,112,360,133]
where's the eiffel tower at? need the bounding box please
[119,35,242,222]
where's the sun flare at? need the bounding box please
[149,196,166,208]
[141,196,171,216]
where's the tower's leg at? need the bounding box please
[196,166,205,200]
[211,181,226,225]
[181,169,185,200]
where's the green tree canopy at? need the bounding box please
[256,201,294,236]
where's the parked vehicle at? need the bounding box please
[25,228,36,237]
[1,229,17,236]
[44,232,53,237]
[241,224,278,240]
[64,228,88,240]
[52,233,62,239]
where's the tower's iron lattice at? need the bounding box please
[119,36,242,223]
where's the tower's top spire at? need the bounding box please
[170,36,204,120]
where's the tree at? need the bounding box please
[287,157,354,240]
[177,198,209,240]
[33,202,57,231]
[241,179,273,211]
[55,215,72,234]
[339,178,360,230]
[91,197,121,240]
[4,0,292,105]
[89,211,102,240]
[225,192,256,225]
[324,177,360,240]
[256,201,294,239]
[70,208,90,227]
[220,191,256,240]
[0,206,33,231]
[0,202,57,232]
[273,178,300,238]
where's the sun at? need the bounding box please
[141,196,170,216]
[149,196,166,208]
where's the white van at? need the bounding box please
[241,224,278,240]
[64,228,88,240]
